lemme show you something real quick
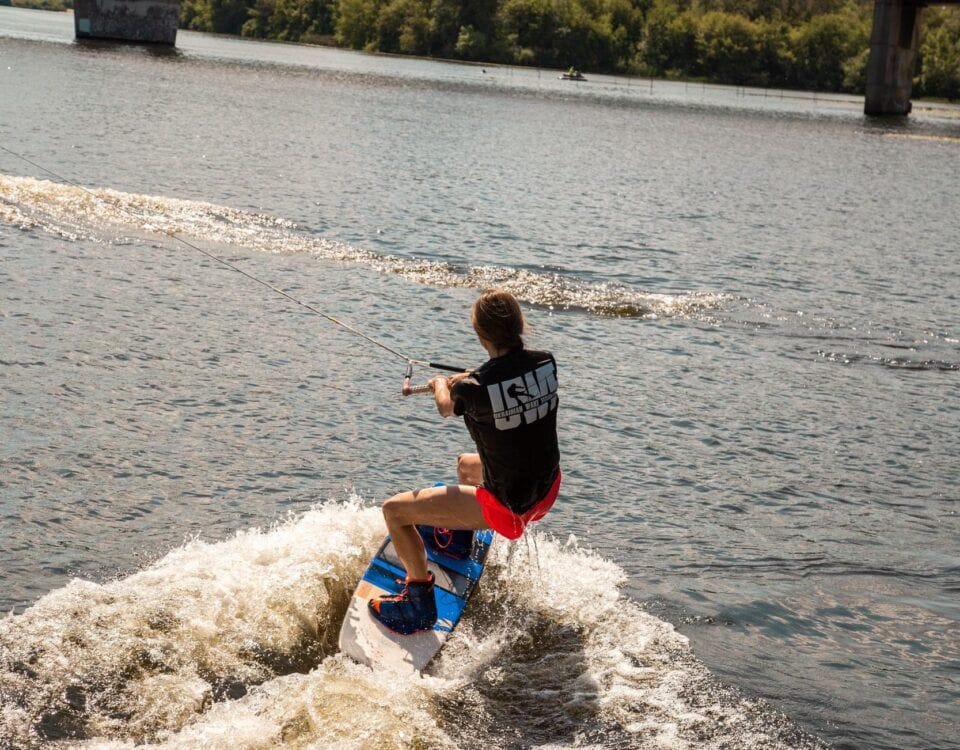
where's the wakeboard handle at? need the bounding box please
[403,382,434,396]
[402,360,466,397]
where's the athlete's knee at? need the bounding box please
[456,454,470,483]
[381,493,410,525]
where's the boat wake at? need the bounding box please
[817,349,960,371]
[0,500,824,749]
[0,174,729,319]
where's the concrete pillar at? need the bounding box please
[865,0,924,116]
[73,0,180,46]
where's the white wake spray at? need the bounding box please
[0,174,730,319]
[0,500,824,749]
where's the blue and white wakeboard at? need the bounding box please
[339,527,495,673]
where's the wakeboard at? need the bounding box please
[339,525,495,673]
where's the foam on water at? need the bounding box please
[0,174,728,319]
[0,499,824,749]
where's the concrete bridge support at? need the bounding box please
[865,0,924,115]
[73,0,180,45]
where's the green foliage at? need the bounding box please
[698,11,762,83]
[334,0,380,48]
[496,0,601,68]
[242,0,335,42]
[753,20,792,86]
[430,0,463,55]
[210,0,251,33]
[178,0,209,31]
[166,0,960,100]
[841,44,868,93]
[385,0,433,53]
[917,7,960,101]
[455,23,489,57]
[179,0,251,33]
[642,2,700,76]
[637,0,875,90]
[789,7,868,89]
[11,0,72,9]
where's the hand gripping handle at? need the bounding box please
[402,361,434,397]
[402,360,466,396]
[402,382,434,396]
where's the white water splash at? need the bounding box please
[0,500,823,749]
[0,174,730,319]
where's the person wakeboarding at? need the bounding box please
[368,289,562,634]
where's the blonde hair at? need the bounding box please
[472,289,525,350]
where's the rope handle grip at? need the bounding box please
[402,382,434,397]
[403,361,434,397]
[402,361,467,397]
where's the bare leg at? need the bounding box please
[382,484,489,580]
[457,453,484,486]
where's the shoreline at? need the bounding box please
[6,3,960,110]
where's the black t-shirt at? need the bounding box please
[451,348,560,514]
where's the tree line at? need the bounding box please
[10,0,960,98]
[178,0,960,99]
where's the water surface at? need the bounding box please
[1,8,959,750]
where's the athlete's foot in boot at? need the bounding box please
[368,573,438,634]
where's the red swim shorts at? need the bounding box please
[476,468,562,541]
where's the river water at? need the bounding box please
[1,8,958,750]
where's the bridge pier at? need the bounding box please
[73,0,180,45]
[865,0,924,115]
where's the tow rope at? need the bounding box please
[0,145,465,395]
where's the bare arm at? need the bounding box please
[431,376,455,417]
[431,372,470,418]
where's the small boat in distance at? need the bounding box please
[560,68,587,82]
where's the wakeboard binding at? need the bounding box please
[417,526,475,560]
